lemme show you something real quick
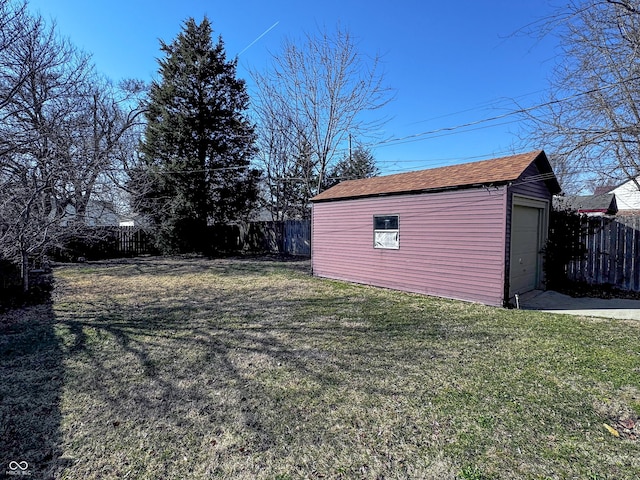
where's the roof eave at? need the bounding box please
[311,181,511,203]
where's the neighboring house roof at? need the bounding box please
[311,150,560,202]
[554,194,618,214]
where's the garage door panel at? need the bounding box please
[510,205,541,296]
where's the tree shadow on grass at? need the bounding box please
[47,257,512,477]
[75,255,311,279]
[0,255,517,480]
[0,303,71,479]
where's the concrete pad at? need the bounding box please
[518,290,640,320]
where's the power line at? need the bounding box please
[406,87,549,127]
[376,119,520,149]
[103,165,254,175]
[374,75,640,148]
[47,76,640,183]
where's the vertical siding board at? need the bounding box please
[500,185,508,302]
[503,190,513,302]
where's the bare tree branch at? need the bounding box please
[252,25,393,219]
[522,0,640,193]
[0,4,145,290]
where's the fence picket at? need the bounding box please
[565,215,640,291]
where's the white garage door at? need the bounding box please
[510,204,542,297]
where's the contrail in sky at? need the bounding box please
[238,21,280,56]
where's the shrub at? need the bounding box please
[0,258,53,312]
[542,209,588,290]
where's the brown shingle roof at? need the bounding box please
[311,150,559,202]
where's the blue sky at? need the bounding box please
[26,0,559,175]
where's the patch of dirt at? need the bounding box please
[594,392,640,441]
[603,417,639,440]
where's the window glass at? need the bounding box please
[374,215,398,230]
[373,215,399,249]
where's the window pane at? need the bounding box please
[374,231,399,249]
[374,215,398,230]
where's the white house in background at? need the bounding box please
[85,200,121,226]
[606,178,640,213]
[118,213,150,228]
[61,200,120,226]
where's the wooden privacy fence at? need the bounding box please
[565,215,640,291]
[208,220,311,256]
[283,219,311,256]
[54,220,311,260]
[116,226,154,256]
[54,226,156,260]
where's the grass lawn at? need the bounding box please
[1,257,639,479]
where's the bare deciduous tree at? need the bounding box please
[59,77,146,224]
[252,25,393,218]
[0,3,144,291]
[524,0,640,193]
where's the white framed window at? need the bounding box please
[373,214,399,249]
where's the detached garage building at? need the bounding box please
[310,150,561,307]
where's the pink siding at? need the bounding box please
[312,186,509,306]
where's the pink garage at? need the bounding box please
[310,150,561,307]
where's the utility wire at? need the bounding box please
[374,75,640,148]
[44,75,640,180]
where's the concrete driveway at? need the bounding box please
[518,290,640,320]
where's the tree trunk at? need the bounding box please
[21,248,29,293]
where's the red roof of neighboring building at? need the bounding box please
[311,150,560,202]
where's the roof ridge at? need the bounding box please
[338,150,543,184]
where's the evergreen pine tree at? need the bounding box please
[324,146,379,189]
[135,17,259,253]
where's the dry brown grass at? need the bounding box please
[1,256,639,479]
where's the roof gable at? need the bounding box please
[311,150,560,202]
